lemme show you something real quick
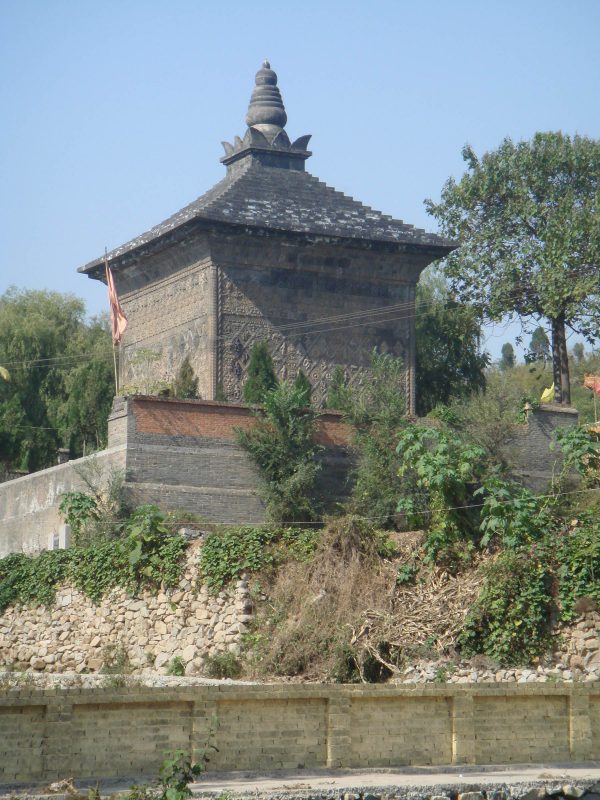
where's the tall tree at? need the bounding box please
[572,342,585,364]
[415,269,489,415]
[500,343,516,371]
[243,341,278,404]
[527,326,550,364]
[426,133,600,405]
[172,355,199,399]
[0,289,113,472]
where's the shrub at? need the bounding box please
[345,351,409,527]
[237,381,322,523]
[204,652,242,679]
[167,656,185,676]
[558,516,600,621]
[0,504,187,610]
[396,424,487,565]
[172,356,199,400]
[459,549,554,665]
[243,341,278,404]
[200,526,278,594]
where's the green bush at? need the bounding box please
[345,351,409,527]
[199,525,281,594]
[459,549,554,665]
[204,651,242,679]
[396,424,487,564]
[558,517,600,621]
[167,656,185,676]
[0,505,187,611]
[236,381,322,523]
[172,356,199,400]
[476,474,556,550]
[243,341,278,404]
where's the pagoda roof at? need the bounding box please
[79,61,454,276]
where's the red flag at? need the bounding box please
[105,260,128,345]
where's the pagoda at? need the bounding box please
[79,61,453,411]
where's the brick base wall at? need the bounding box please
[1,683,598,784]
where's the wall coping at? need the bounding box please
[1,681,598,706]
[123,394,346,419]
[0,444,126,488]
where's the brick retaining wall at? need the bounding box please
[0,683,598,784]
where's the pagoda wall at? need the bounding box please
[210,230,430,411]
[113,234,216,400]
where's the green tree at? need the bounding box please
[426,132,600,405]
[527,326,550,364]
[293,369,312,405]
[415,269,488,415]
[59,316,115,454]
[243,341,278,404]
[500,342,516,371]
[326,365,349,410]
[572,342,585,364]
[172,355,199,399]
[236,381,321,523]
[0,288,113,472]
[346,351,408,526]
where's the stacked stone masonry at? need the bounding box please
[0,543,250,674]
[1,683,600,784]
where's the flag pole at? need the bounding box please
[105,249,119,395]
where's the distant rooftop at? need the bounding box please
[80,61,454,277]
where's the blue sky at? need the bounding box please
[1,0,599,359]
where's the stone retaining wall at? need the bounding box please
[1,683,599,784]
[0,543,249,674]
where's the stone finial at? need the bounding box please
[245,60,288,138]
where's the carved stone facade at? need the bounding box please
[79,62,454,412]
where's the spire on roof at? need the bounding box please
[245,60,288,138]
[221,61,312,172]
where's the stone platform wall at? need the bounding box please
[1,683,599,784]
[0,542,250,674]
[0,395,576,557]
[0,396,353,556]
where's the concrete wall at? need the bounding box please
[0,447,126,558]
[0,683,598,783]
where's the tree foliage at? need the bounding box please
[236,381,321,523]
[243,341,278,404]
[326,365,349,410]
[527,326,550,364]
[0,288,113,473]
[426,132,600,405]
[172,355,199,400]
[344,352,409,526]
[415,269,488,415]
[293,369,312,405]
[500,343,515,371]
